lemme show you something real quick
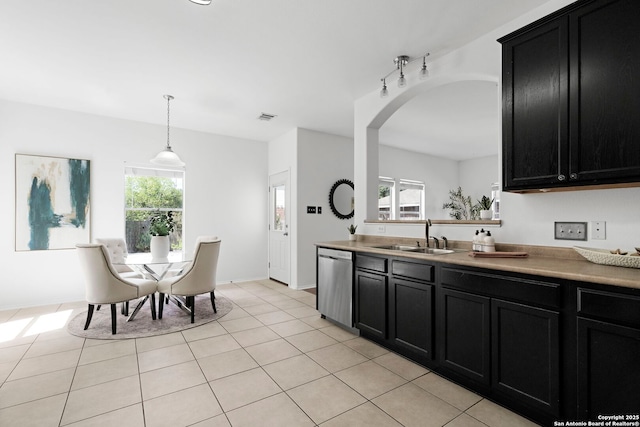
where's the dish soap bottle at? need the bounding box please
[483,231,495,252]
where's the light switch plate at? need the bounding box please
[554,222,587,240]
[592,221,606,239]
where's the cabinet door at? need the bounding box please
[439,288,491,385]
[502,16,569,191]
[390,278,433,361]
[577,317,640,418]
[569,0,640,184]
[354,270,388,340]
[492,299,560,416]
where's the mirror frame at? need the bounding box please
[329,179,354,220]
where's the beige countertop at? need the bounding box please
[316,239,640,291]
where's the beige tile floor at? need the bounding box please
[0,280,541,427]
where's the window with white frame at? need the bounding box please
[378,177,395,220]
[124,165,184,253]
[378,177,425,220]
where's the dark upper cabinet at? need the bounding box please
[500,0,640,192]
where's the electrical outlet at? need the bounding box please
[592,221,606,239]
[377,225,386,233]
[317,206,322,214]
[554,222,587,240]
[306,206,316,214]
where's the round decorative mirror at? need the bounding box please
[329,179,354,219]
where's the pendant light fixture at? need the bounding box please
[151,95,185,167]
[379,53,430,98]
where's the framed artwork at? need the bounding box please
[15,154,91,251]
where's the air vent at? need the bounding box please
[258,112,277,121]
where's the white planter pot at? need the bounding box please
[150,235,170,260]
[349,234,356,241]
[480,209,493,220]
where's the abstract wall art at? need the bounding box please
[15,154,91,251]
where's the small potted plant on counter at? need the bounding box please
[347,224,357,241]
[477,195,494,220]
[149,210,175,260]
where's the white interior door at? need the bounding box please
[269,171,290,284]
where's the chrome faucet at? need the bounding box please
[431,236,440,249]
[425,219,432,247]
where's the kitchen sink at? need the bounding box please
[371,244,421,251]
[405,247,456,255]
[370,245,464,255]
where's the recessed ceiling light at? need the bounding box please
[189,0,212,5]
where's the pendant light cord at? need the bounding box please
[166,96,171,149]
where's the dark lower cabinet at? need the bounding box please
[576,287,640,418]
[492,299,560,417]
[354,269,387,340]
[390,277,433,362]
[342,247,640,425]
[577,319,640,418]
[439,288,491,386]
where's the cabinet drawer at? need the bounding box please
[355,254,388,273]
[441,267,561,309]
[392,259,434,283]
[577,288,640,328]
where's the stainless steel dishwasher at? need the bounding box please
[317,247,353,328]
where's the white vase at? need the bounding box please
[150,235,170,260]
[480,209,493,220]
[349,234,356,241]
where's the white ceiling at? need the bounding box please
[0,0,550,160]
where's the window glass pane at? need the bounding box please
[124,167,184,253]
[274,184,286,230]
[399,180,424,220]
[378,178,394,220]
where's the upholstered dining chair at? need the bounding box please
[94,237,141,279]
[76,243,158,334]
[157,237,220,323]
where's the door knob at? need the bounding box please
[283,232,289,236]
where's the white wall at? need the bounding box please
[297,129,353,288]
[379,145,458,219]
[459,155,499,204]
[1,99,268,310]
[268,128,354,289]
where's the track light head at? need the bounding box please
[380,79,389,98]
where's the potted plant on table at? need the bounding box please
[476,195,494,220]
[148,211,175,260]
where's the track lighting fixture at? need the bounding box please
[379,53,430,97]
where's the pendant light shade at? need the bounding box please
[151,95,185,167]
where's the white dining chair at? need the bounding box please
[76,243,158,334]
[157,237,220,323]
